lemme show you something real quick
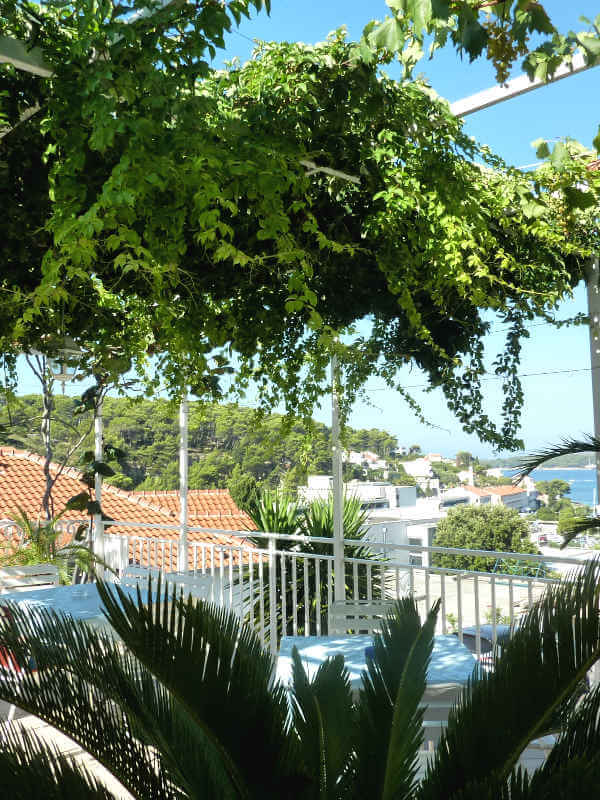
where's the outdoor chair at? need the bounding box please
[328,600,397,636]
[119,566,163,590]
[164,571,214,602]
[0,564,59,594]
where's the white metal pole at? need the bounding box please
[586,258,600,514]
[94,399,105,572]
[178,392,189,572]
[331,356,345,602]
[450,52,591,117]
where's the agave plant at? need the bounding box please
[517,435,600,546]
[247,491,382,636]
[0,564,599,798]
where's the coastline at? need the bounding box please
[501,466,595,472]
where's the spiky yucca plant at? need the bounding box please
[247,492,382,636]
[0,564,599,798]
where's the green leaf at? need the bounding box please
[549,141,570,168]
[92,461,115,477]
[64,492,90,512]
[593,125,600,154]
[564,186,596,210]
[532,138,550,159]
[369,18,408,51]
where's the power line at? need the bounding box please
[366,365,596,392]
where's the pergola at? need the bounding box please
[2,12,600,579]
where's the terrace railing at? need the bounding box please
[1,519,594,655]
[71,522,594,656]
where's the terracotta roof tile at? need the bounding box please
[464,485,492,497]
[0,449,257,569]
[485,485,526,496]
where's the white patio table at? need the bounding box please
[0,583,148,635]
[276,633,476,690]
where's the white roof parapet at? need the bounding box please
[450,51,592,118]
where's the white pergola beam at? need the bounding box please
[451,52,593,118]
[0,35,52,77]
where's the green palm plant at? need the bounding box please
[2,509,113,584]
[517,435,600,546]
[0,564,599,798]
[246,492,382,637]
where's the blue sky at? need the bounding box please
[14,1,600,458]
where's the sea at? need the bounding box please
[502,468,598,507]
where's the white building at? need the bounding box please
[297,475,417,509]
[365,499,445,569]
[344,450,388,473]
[399,458,433,479]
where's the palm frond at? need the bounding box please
[537,685,600,775]
[0,724,117,800]
[290,649,354,799]
[515,435,600,479]
[350,598,440,800]
[97,578,301,798]
[420,560,600,799]
[0,600,236,799]
[557,516,600,548]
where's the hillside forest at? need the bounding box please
[0,395,401,503]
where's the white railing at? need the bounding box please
[85,523,594,655]
[2,519,594,656]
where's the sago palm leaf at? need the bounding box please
[97,579,303,799]
[349,598,440,800]
[555,514,600,547]
[0,724,116,799]
[419,560,600,799]
[0,597,245,799]
[290,650,354,800]
[515,435,600,479]
[0,604,180,799]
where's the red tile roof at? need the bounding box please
[464,485,492,497]
[131,489,255,530]
[485,485,526,496]
[0,448,257,569]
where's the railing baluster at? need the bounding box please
[219,547,225,606]
[315,558,321,635]
[457,574,463,643]
[509,578,515,628]
[268,538,277,653]
[303,558,309,636]
[281,554,287,638]
[474,575,480,657]
[327,560,332,635]
[353,562,358,601]
[258,558,265,648]
[249,554,255,628]
[366,564,372,601]
[237,545,244,615]
[491,575,497,646]
[292,556,298,636]
[441,572,447,634]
